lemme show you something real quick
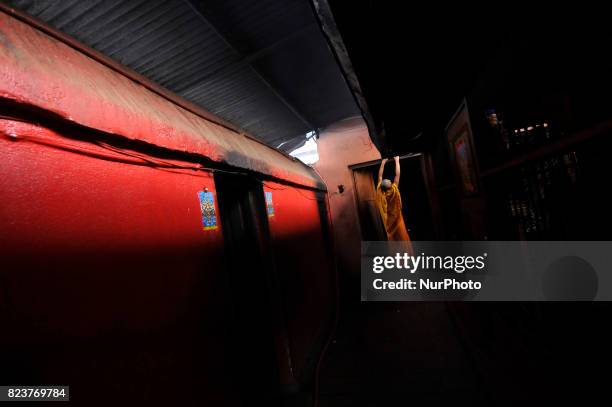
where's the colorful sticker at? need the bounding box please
[198,191,218,230]
[265,191,274,217]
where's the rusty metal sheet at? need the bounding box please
[0,11,324,190]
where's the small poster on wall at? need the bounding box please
[265,191,275,217]
[198,191,218,230]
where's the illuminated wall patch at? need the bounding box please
[265,191,274,217]
[198,191,218,230]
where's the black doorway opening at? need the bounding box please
[214,172,280,405]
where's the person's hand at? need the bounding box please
[381,158,388,164]
[393,155,400,161]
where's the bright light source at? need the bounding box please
[289,132,319,165]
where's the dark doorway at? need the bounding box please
[352,167,387,240]
[214,172,280,405]
[351,155,435,241]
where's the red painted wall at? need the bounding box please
[0,119,239,405]
[0,119,334,405]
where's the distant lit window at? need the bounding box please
[289,131,319,165]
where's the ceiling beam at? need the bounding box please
[183,0,316,133]
[176,23,317,94]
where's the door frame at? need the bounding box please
[349,153,442,240]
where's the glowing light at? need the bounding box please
[290,132,319,165]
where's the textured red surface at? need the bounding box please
[0,119,334,404]
[0,119,237,405]
[0,11,323,190]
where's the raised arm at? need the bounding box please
[377,158,388,185]
[393,156,400,186]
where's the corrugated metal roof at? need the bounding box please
[5,0,360,151]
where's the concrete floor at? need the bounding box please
[318,302,482,406]
[317,300,612,406]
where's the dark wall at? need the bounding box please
[264,181,335,384]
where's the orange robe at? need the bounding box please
[376,182,411,242]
